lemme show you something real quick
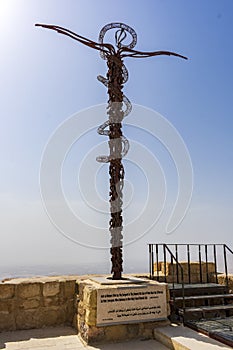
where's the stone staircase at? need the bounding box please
[169,283,233,322]
[148,244,233,346]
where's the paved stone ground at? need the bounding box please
[186,316,233,347]
[0,326,169,350]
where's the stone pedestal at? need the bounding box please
[76,275,170,344]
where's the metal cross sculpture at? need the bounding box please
[36,22,187,280]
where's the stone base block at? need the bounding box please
[76,276,170,345]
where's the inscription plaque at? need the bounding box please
[96,284,167,326]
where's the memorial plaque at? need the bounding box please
[96,283,167,326]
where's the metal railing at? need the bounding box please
[148,243,233,323]
[149,243,185,311]
[149,243,233,287]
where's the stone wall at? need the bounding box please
[0,276,78,332]
[217,274,233,292]
[154,261,217,283]
[1,272,232,335]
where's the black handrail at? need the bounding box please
[164,244,185,310]
[148,243,185,313]
[224,244,233,289]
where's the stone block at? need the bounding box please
[78,282,86,301]
[18,298,40,310]
[15,305,67,330]
[83,285,97,307]
[0,299,14,313]
[78,301,85,317]
[0,284,15,299]
[64,280,76,298]
[138,322,153,338]
[66,299,75,324]
[85,307,97,326]
[17,283,41,299]
[43,282,60,297]
[15,309,41,329]
[218,274,233,292]
[74,294,80,311]
[0,311,15,331]
[105,324,128,342]
[153,262,162,272]
[126,323,140,338]
[85,325,105,344]
[43,296,60,307]
[39,306,66,326]
[79,320,90,343]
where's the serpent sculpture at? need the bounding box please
[36,22,187,279]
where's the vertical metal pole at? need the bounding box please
[171,255,174,289]
[175,244,179,283]
[163,244,167,283]
[156,244,159,281]
[213,244,218,284]
[149,244,152,279]
[199,244,203,283]
[205,244,209,283]
[151,245,154,279]
[187,244,191,284]
[107,53,125,280]
[223,244,229,290]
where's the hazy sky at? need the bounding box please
[0,0,232,277]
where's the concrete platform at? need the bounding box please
[154,323,231,349]
[0,326,169,349]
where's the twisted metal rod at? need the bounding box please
[36,22,187,280]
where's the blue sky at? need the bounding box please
[0,0,232,277]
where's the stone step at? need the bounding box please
[171,293,233,302]
[170,284,227,297]
[183,304,233,314]
[153,324,232,349]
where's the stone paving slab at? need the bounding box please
[0,326,169,349]
[154,323,231,349]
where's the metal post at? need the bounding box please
[223,244,229,289]
[187,244,191,284]
[199,244,203,283]
[149,244,152,279]
[156,244,159,281]
[205,244,209,283]
[175,244,179,283]
[151,245,154,279]
[163,244,167,283]
[213,244,218,284]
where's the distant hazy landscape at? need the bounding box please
[1,257,232,282]
[0,261,148,281]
